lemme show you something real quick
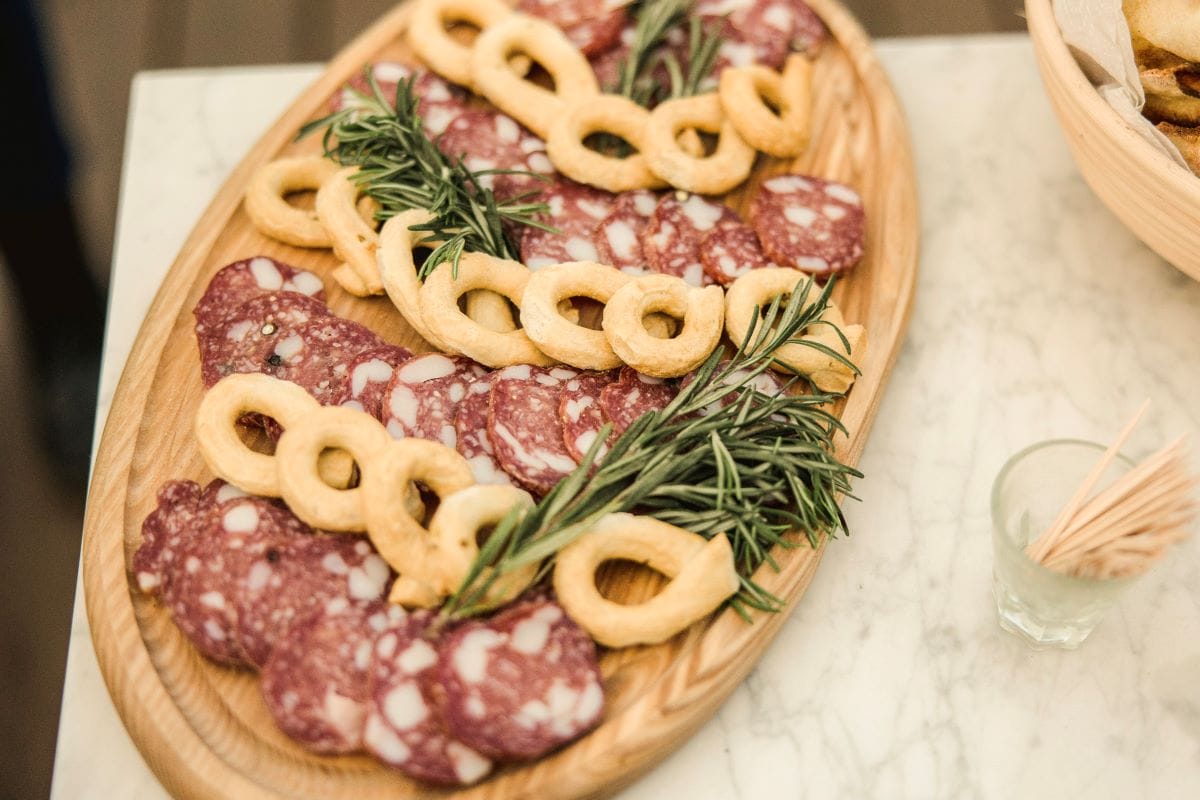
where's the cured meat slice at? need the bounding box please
[696,0,825,75]
[436,597,604,760]
[678,362,787,415]
[261,598,406,754]
[160,496,305,667]
[592,190,659,274]
[518,0,629,56]
[750,174,866,274]
[437,109,554,196]
[133,480,204,596]
[700,220,770,285]
[641,194,740,286]
[597,367,678,435]
[454,373,515,486]
[382,353,489,448]
[236,532,393,668]
[198,291,332,389]
[787,0,828,54]
[331,62,469,139]
[193,257,324,343]
[520,179,616,271]
[488,365,581,495]
[558,370,617,463]
[335,345,412,421]
[364,612,494,785]
[269,316,385,406]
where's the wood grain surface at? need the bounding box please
[81,1,919,798]
[1026,0,1200,283]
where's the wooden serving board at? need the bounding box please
[82,2,918,798]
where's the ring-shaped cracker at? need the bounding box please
[274,405,392,532]
[719,54,813,158]
[547,95,666,192]
[420,252,554,367]
[195,374,319,496]
[465,289,518,333]
[244,156,341,247]
[316,167,383,296]
[602,274,725,378]
[359,439,476,606]
[428,484,538,608]
[643,93,756,195]
[724,268,867,394]
[407,0,526,88]
[553,513,740,648]
[378,209,452,349]
[471,14,599,139]
[520,261,629,370]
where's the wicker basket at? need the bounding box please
[1026,0,1200,282]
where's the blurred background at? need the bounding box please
[0,1,1021,797]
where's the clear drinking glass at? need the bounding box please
[990,439,1136,649]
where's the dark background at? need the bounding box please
[0,2,1023,798]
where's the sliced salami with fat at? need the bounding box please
[641,194,740,286]
[270,316,385,406]
[331,62,469,139]
[598,367,678,435]
[750,174,866,274]
[455,373,515,487]
[198,291,332,389]
[700,220,770,285]
[193,257,324,343]
[437,109,553,197]
[364,612,494,785]
[261,598,405,754]
[488,365,581,495]
[382,353,489,448]
[559,370,617,464]
[518,0,629,56]
[520,179,616,270]
[436,597,604,760]
[236,532,393,668]
[334,345,412,421]
[593,190,659,274]
[133,480,204,597]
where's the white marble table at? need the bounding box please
[53,35,1200,799]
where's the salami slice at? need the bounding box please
[700,219,770,284]
[454,373,515,487]
[334,345,412,421]
[641,194,740,286]
[697,0,808,74]
[598,367,678,435]
[787,0,828,54]
[559,370,617,463]
[364,612,495,785]
[236,532,393,668]
[520,179,616,270]
[198,291,332,389]
[269,316,385,406]
[261,598,405,754]
[488,365,581,495]
[518,0,629,56]
[331,62,469,139]
[194,257,324,343]
[593,190,659,274]
[133,480,204,596]
[750,174,866,274]
[382,353,489,448]
[436,597,604,760]
[437,109,553,196]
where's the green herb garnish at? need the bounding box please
[443,278,862,622]
[298,74,551,278]
[615,0,724,106]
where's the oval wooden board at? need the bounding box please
[82,2,918,798]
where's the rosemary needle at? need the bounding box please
[297,73,552,277]
[444,278,863,622]
[615,0,724,106]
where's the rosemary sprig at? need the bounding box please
[443,278,863,622]
[615,0,723,106]
[297,74,551,277]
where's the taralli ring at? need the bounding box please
[428,484,538,608]
[547,95,666,192]
[718,54,813,158]
[274,405,392,531]
[316,166,383,296]
[378,209,451,349]
[470,14,599,139]
[244,156,341,248]
[420,252,554,368]
[643,93,756,195]
[520,261,629,370]
[407,0,517,88]
[724,268,867,394]
[553,513,740,648]
[602,274,726,378]
[360,438,476,605]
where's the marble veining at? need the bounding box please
[53,36,1200,800]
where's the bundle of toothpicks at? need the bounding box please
[1025,401,1198,580]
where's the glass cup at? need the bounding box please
[990,439,1136,649]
